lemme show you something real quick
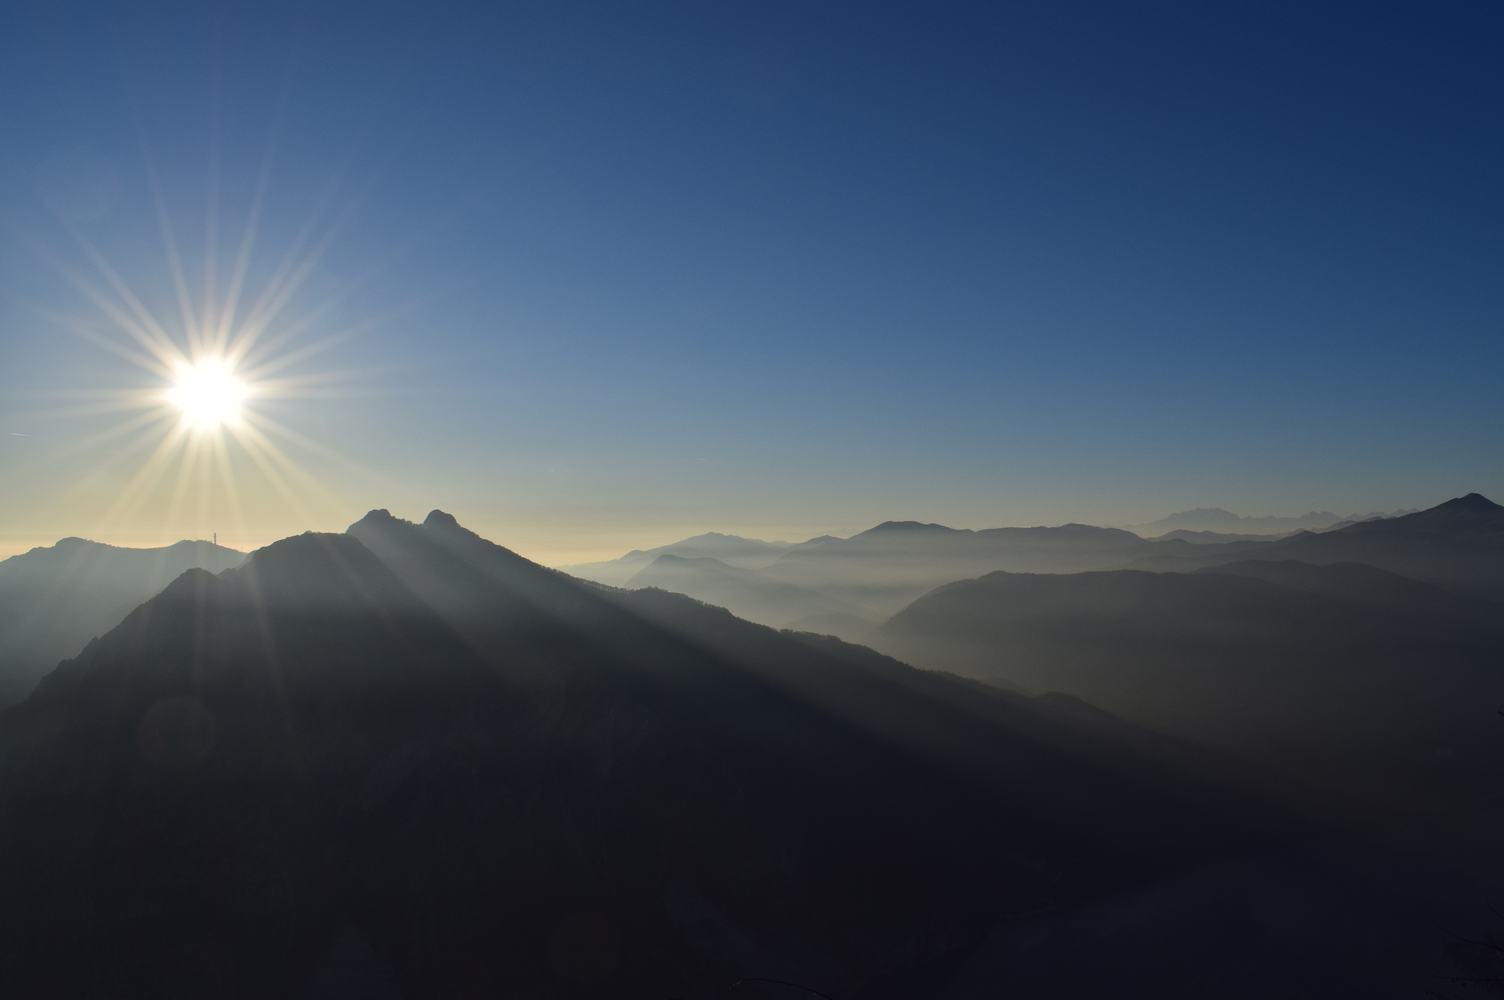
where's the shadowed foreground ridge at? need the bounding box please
[0,512,1271,999]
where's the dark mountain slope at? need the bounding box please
[0,536,244,706]
[0,514,1262,999]
[871,564,1504,830]
[1344,491,1503,535]
[0,532,497,999]
[1198,558,1496,625]
[355,510,1249,845]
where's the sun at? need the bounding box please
[29,139,373,539]
[167,358,249,433]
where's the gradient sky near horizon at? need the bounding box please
[2,1,1502,564]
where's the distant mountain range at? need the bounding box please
[575,520,1174,637]
[563,531,793,587]
[870,493,1504,832]
[1127,506,1416,538]
[552,492,1504,827]
[567,499,1480,641]
[0,536,243,706]
[1128,492,1504,601]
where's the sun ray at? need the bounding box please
[214,91,288,352]
[231,422,322,525]
[65,230,183,364]
[224,182,341,364]
[45,253,183,370]
[203,82,222,354]
[141,140,203,356]
[234,421,342,501]
[27,302,174,377]
[226,171,377,366]
[235,276,444,380]
[62,413,180,497]
[161,435,203,540]
[58,409,178,460]
[101,421,193,527]
[210,431,249,545]
[24,109,393,554]
[239,408,368,483]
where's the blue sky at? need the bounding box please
[2,1,1501,561]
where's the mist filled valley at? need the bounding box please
[0,495,1500,996]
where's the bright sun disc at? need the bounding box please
[168,358,248,432]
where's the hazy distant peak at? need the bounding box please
[646,552,732,570]
[1166,507,1341,524]
[424,509,461,529]
[1132,507,1349,537]
[1447,491,1501,511]
[1162,507,1240,524]
[1343,491,1504,534]
[563,531,794,585]
[22,536,115,557]
[163,538,242,555]
[7,535,243,566]
[658,531,791,551]
[1048,522,1138,537]
[857,520,957,536]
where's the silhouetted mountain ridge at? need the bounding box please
[0,535,244,707]
[1339,491,1502,534]
[565,530,795,587]
[0,508,1279,998]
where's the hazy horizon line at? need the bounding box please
[0,493,1476,568]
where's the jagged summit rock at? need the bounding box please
[350,508,401,529]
